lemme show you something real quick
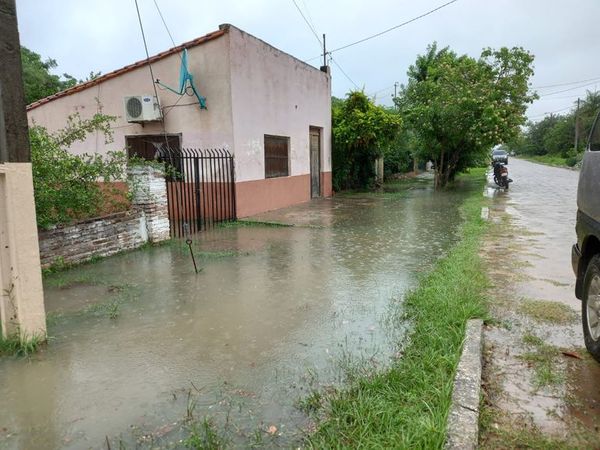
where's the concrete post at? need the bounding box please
[0,0,46,340]
[127,165,171,242]
[375,156,384,185]
[0,164,47,339]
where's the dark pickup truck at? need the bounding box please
[572,113,600,362]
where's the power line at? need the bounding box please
[532,76,600,90]
[529,105,574,119]
[535,80,600,97]
[289,0,360,91]
[305,0,459,61]
[134,0,173,151]
[330,56,360,89]
[291,0,322,46]
[153,0,178,49]
[369,85,396,97]
[134,0,161,103]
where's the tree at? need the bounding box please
[20,47,100,104]
[332,92,402,190]
[400,43,536,188]
[30,113,127,228]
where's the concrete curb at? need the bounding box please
[445,319,483,450]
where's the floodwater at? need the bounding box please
[0,174,479,449]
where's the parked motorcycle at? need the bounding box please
[493,162,512,189]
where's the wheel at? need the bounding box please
[582,254,600,362]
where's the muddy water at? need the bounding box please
[0,175,478,449]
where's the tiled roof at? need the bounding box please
[26,26,228,111]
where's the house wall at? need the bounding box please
[27,32,235,156]
[228,26,332,216]
[26,25,332,219]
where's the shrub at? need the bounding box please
[30,113,128,229]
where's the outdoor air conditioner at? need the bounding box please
[124,95,162,123]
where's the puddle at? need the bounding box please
[566,357,600,432]
[0,175,480,449]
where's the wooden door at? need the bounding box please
[309,128,321,198]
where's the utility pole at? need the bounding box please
[0,0,47,341]
[574,97,581,152]
[393,82,399,109]
[322,33,327,68]
[0,0,30,163]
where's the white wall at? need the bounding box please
[26,26,332,185]
[27,33,235,156]
[228,26,331,183]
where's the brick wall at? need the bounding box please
[38,165,170,268]
[38,210,147,268]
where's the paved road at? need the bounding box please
[487,158,579,301]
[482,158,600,442]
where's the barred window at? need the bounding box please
[264,135,289,178]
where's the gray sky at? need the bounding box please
[15,0,600,121]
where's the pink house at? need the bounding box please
[26,24,332,218]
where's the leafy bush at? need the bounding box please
[30,113,128,228]
[332,92,402,190]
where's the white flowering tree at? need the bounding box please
[398,43,537,188]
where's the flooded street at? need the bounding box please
[0,175,479,449]
[481,158,600,446]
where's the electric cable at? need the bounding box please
[532,76,600,90]
[290,0,361,91]
[133,0,173,153]
[304,0,459,61]
[330,56,360,89]
[291,0,322,46]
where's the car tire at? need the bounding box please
[582,254,600,363]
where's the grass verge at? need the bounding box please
[305,169,488,448]
[517,154,578,168]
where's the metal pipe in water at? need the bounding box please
[186,239,199,274]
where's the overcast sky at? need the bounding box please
[14,0,600,121]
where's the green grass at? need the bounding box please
[520,332,564,388]
[519,298,577,325]
[0,333,44,357]
[305,170,488,448]
[517,154,576,168]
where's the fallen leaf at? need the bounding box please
[561,351,583,360]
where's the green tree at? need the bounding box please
[30,113,127,228]
[332,92,402,190]
[400,43,536,188]
[20,47,100,104]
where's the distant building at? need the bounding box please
[27,24,332,218]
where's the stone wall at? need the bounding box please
[128,165,170,242]
[38,165,170,268]
[38,211,147,268]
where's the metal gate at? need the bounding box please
[158,147,236,237]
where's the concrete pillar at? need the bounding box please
[127,165,171,242]
[375,156,384,185]
[0,163,46,339]
[0,0,47,341]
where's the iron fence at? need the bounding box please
[157,147,236,237]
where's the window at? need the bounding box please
[126,134,183,178]
[264,135,289,178]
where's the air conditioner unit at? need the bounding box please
[124,95,162,123]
